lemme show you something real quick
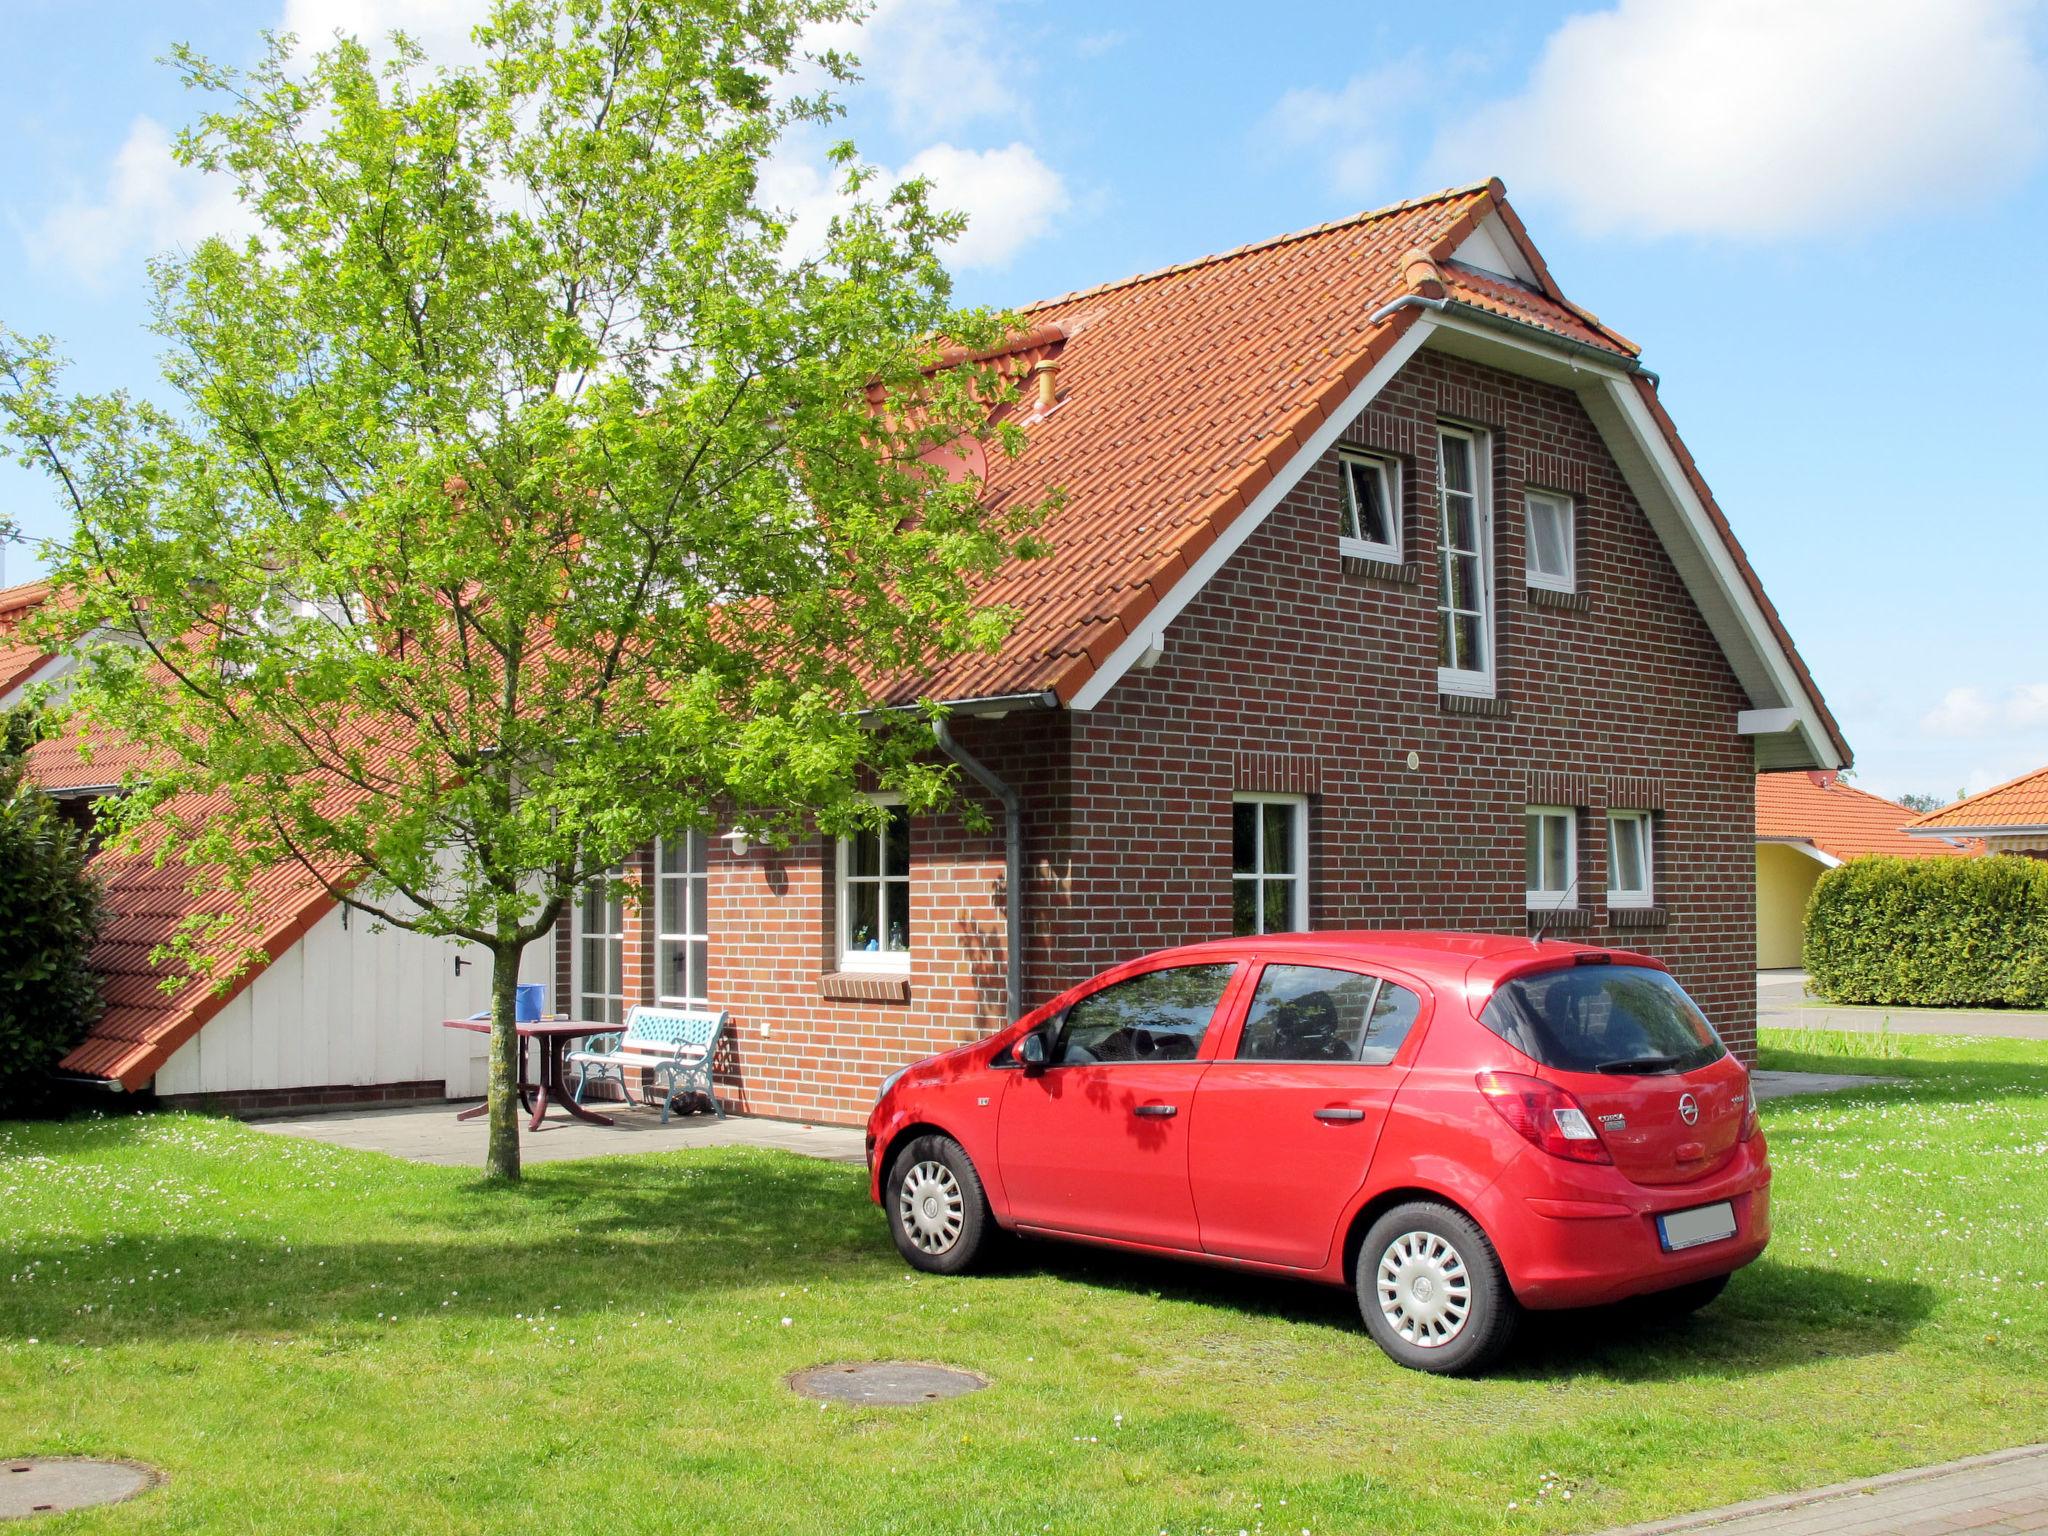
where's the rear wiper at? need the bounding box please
[1594,1055,1683,1074]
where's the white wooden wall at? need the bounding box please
[154,907,555,1098]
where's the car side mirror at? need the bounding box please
[1016,1030,1048,1074]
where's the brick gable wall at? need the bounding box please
[552,345,1758,1126]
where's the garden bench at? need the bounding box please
[566,1005,728,1123]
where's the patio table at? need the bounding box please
[441,1017,618,1130]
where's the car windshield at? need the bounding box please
[1479,964,1725,1075]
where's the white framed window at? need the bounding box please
[1436,425,1494,695]
[1525,488,1575,592]
[1525,806,1577,911]
[1338,451,1401,564]
[1232,794,1309,936]
[573,867,627,1024]
[655,833,710,1005]
[837,797,911,971]
[1607,810,1655,909]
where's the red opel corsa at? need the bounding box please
[866,932,1768,1374]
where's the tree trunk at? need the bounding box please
[484,944,524,1181]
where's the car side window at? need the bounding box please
[1236,965,1423,1064]
[1052,964,1237,1065]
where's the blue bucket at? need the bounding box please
[514,982,545,1022]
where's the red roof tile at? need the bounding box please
[1906,763,2048,834]
[0,581,53,696]
[1757,772,1969,861]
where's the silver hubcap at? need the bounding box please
[1377,1230,1473,1348]
[898,1160,964,1254]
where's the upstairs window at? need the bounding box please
[1525,806,1576,911]
[1437,426,1493,693]
[1338,452,1400,563]
[1607,811,1655,909]
[1233,794,1308,936]
[838,799,911,971]
[1525,489,1575,592]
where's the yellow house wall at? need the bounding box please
[1756,842,1826,969]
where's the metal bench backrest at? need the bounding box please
[621,1005,727,1060]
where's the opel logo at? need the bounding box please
[1678,1092,1700,1126]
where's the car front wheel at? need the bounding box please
[1357,1201,1518,1375]
[886,1134,994,1275]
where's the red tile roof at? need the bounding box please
[0,581,53,696]
[1906,763,2048,834]
[1757,772,1969,861]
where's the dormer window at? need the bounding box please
[1338,451,1400,564]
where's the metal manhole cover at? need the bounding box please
[2,1458,160,1520]
[787,1362,987,1405]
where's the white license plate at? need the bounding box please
[1657,1201,1737,1252]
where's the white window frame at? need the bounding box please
[1607,810,1655,909]
[571,865,628,1024]
[654,833,711,1006]
[1232,793,1310,936]
[836,795,911,973]
[1525,805,1577,912]
[1337,450,1401,564]
[1436,424,1495,697]
[1524,487,1576,593]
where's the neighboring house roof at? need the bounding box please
[1757,771,1970,864]
[0,581,53,700]
[1906,763,2048,837]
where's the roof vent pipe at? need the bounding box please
[931,718,1025,1026]
[1028,358,1059,414]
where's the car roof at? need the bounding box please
[1141,930,1659,988]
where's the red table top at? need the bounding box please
[440,1017,614,1037]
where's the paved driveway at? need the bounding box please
[1759,969,2048,1040]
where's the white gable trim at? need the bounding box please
[1757,836,1843,869]
[0,652,73,711]
[1067,320,1435,712]
[1450,213,1540,287]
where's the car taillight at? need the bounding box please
[1476,1070,1613,1164]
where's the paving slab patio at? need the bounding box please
[1599,1442,2048,1535]
[249,1100,867,1167]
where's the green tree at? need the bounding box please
[0,0,1047,1177]
[0,760,103,1117]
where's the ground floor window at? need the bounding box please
[656,833,710,1004]
[838,798,911,970]
[1526,806,1577,910]
[1233,794,1308,936]
[1607,810,1655,908]
[574,868,627,1024]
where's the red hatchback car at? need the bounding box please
[867,931,1769,1374]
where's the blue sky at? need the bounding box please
[2,0,2045,803]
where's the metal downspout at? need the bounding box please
[931,719,1024,1025]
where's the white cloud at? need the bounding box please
[26,117,256,285]
[806,0,1023,134]
[1920,682,2048,738]
[761,139,1067,272]
[1433,0,2048,239]
[1259,62,1428,199]
[279,0,490,64]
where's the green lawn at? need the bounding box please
[4,1032,2046,1535]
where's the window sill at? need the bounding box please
[1441,691,1512,719]
[1340,553,1420,583]
[820,971,911,1003]
[1526,585,1591,612]
[1524,905,1592,931]
[1606,904,1668,930]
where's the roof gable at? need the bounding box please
[1907,763,2048,835]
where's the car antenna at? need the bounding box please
[1531,865,1582,947]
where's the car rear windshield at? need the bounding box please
[1479,964,1726,1075]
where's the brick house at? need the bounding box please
[31,179,1848,1121]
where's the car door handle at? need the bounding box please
[1133,1103,1178,1118]
[1314,1107,1366,1122]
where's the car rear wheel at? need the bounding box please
[1357,1201,1518,1375]
[887,1134,994,1275]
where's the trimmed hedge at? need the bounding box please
[1804,854,2048,1009]
[0,764,104,1115]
